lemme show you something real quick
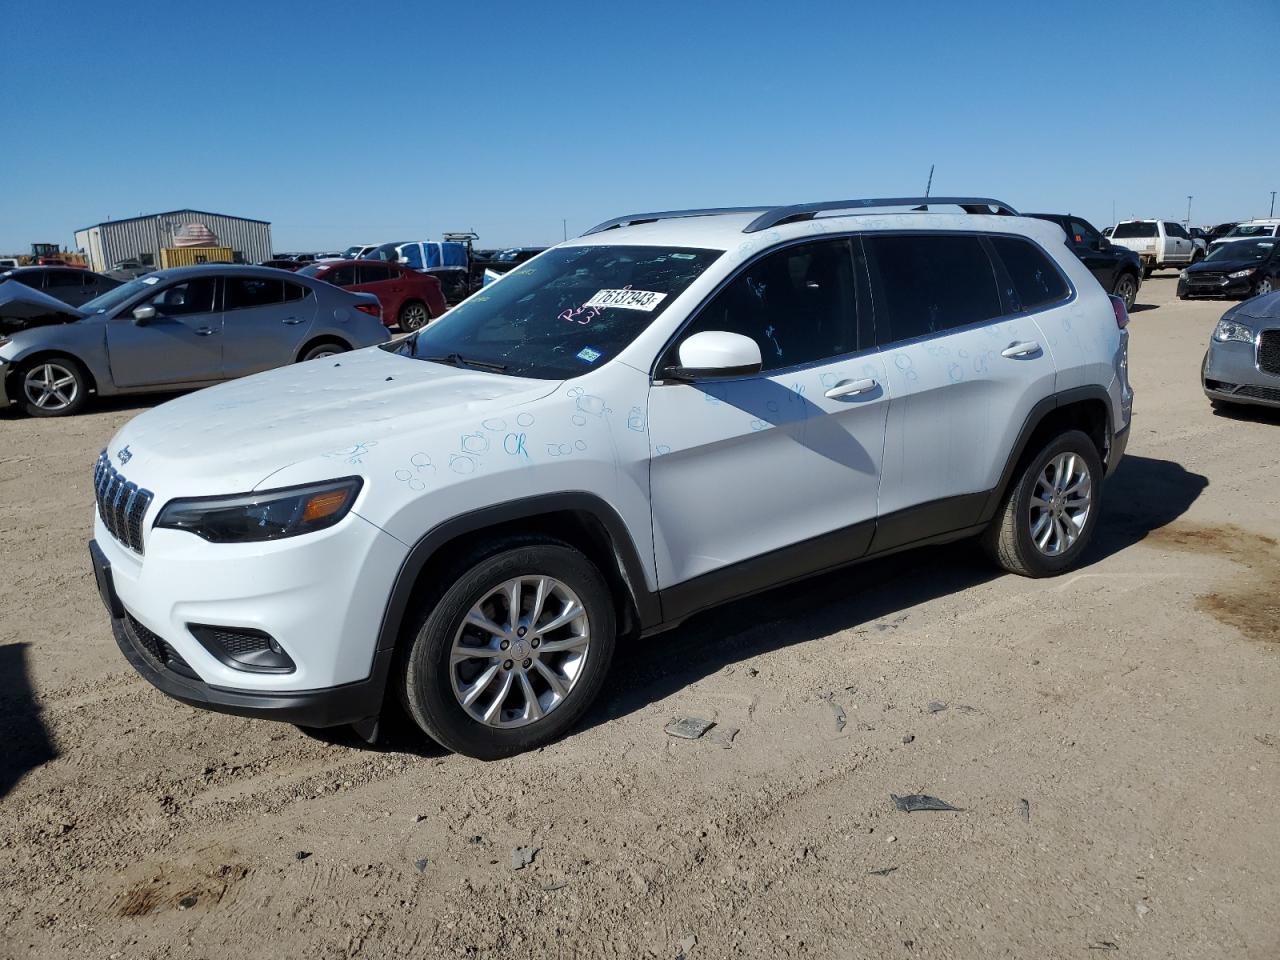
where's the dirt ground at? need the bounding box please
[2,274,1278,960]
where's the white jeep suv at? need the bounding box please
[89,197,1133,759]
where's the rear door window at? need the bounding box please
[863,234,1003,345]
[282,281,309,302]
[989,236,1070,312]
[356,264,394,284]
[225,277,285,310]
[325,265,356,286]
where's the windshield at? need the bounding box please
[1206,239,1275,262]
[397,245,722,378]
[1224,224,1277,238]
[80,276,155,315]
[1113,222,1157,239]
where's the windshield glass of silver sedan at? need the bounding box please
[79,277,153,315]
[400,245,722,377]
[1205,239,1275,262]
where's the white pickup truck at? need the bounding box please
[1110,219,1201,277]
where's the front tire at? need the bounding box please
[1253,276,1274,299]
[400,541,616,759]
[16,357,90,417]
[981,430,1104,578]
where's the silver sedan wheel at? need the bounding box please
[1029,452,1092,557]
[23,362,79,411]
[449,576,590,728]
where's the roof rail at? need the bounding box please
[743,197,1020,233]
[582,206,775,236]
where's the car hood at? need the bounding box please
[107,345,562,494]
[1187,256,1262,273]
[1232,291,1280,323]
[0,281,87,320]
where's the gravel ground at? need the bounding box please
[1,274,1278,959]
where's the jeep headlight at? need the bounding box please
[1228,268,1256,279]
[1212,318,1255,344]
[156,478,362,543]
[1180,270,1189,280]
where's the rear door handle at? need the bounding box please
[1001,341,1041,358]
[282,317,305,325]
[824,377,878,399]
[194,327,217,336]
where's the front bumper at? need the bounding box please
[92,539,394,728]
[1203,336,1280,407]
[1178,276,1254,299]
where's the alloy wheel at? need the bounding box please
[1028,452,1092,557]
[449,576,590,728]
[401,302,429,331]
[1258,278,1273,296]
[23,362,78,411]
[1115,275,1137,311]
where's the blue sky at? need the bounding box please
[3,1,1277,254]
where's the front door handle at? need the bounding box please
[194,327,217,336]
[282,317,305,325]
[824,377,878,399]
[1001,340,1041,359]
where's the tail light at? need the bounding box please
[1108,294,1129,330]
[355,302,381,318]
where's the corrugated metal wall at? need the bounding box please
[80,211,273,271]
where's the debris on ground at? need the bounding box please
[665,717,715,740]
[955,704,979,714]
[676,933,698,958]
[177,896,197,910]
[746,667,759,677]
[902,735,915,744]
[294,851,312,861]
[820,695,847,732]
[705,725,739,749]
[867,866,898,877]
[511,846,540,870]
[1086,941,1119,951]
[414,858,429,873]
[1020,799,1031,822]
[926,701,948,714]
[891,793,962,813]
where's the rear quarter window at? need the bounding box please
[988,236,1070,311]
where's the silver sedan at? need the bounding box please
[1202,292,1280,410]
[0,264,390,417]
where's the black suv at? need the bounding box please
[1026,213,1142,310]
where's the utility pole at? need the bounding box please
[925,164,934,198]
[1271,192,1276,218]
[562,219,567,242]
[1185,195,1193,228]
[1111,200,1116,227]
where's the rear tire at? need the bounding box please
[981,430,1104,578]
[299,341,349,362]
[398,300,431,332]
[1142,264,1154,280]
[399,541,616,759]
[16,357,90,417]
[1112,272,1138,311]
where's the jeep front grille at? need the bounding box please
[93,451,153,554]
[1259,330,1280,377]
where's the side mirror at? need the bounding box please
[1097,236,1110,250]
[669,330,762,380]
[132,304,157,325]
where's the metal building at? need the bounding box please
[74,209,273,272]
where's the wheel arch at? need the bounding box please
[295,335,351,361]
[375,494,660,663]
[980,387,1114,525]
[6,349,100,396]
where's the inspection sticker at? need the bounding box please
[576,347,602,363]
[141,276,161,285]
[584,288,667,311]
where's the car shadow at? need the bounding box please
[0,643,58,798]
[1129,303,1159,314]
[1210,402,1280,426]
[579,454,1207,732]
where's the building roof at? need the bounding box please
[76,209,272,233]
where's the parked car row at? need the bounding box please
[0,264,389,416]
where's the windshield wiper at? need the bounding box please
[420,352,509,373]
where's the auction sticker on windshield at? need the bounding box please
[584,289,668,311]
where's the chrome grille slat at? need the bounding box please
[92,451,152,554]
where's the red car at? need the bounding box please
[297,259,446,331]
